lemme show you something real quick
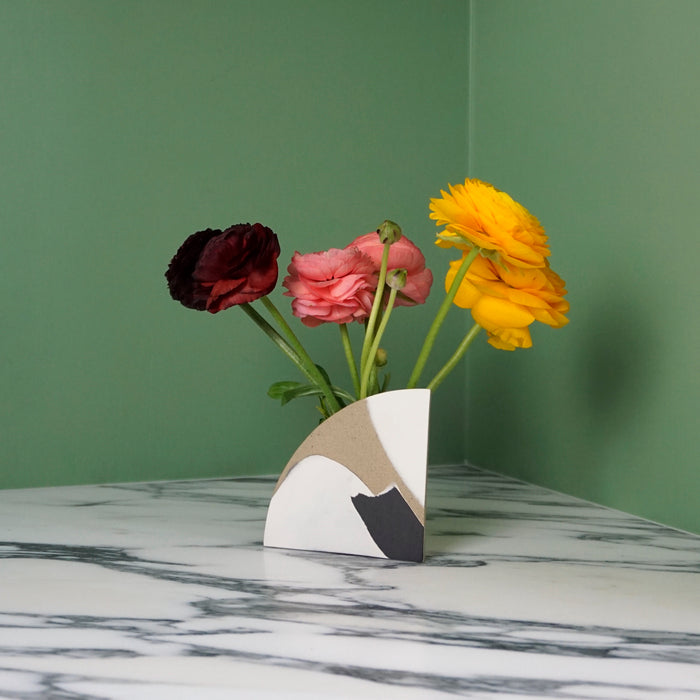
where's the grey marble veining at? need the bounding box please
[1,465,699,699]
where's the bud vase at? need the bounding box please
[263,388,430,562]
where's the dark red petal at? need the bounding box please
[165,229,220,310]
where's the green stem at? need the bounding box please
[339,324,360,398]
[239,303,310,378]
[360,287,397,398]
[407,246,481,388]
[259,296,342,414]
[360,240,391,379]
[370,364,380,395]
[426,323,482,392]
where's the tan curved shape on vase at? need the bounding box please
[272,391,427,524]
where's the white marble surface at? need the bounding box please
[1,464,699,699]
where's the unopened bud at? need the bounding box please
[377,220,402,244]
[387,268,407,290]
[375,348,388,367]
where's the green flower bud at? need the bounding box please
[387,268,407,290]
[374,348,388,367]
[377,220,402,244]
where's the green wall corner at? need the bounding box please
[0,1,470,488]
[467,0,700,534]
[3,0,698,537]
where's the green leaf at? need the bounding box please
[269,377,356,411]
[267,381,303,400]
[380,372,391,392]
[331,386,356,404]
[280,384,325,405]
[314,364,333,386]
[396,290,417,305]
[313,364,353,408]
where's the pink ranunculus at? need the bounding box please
[283,247,377,327]
[347,232,433,306]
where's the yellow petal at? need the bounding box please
[485,326,533,350]
[472,295,535,329]
[499,326,533,348]
[487,335,517,351]
[445,258,480,308]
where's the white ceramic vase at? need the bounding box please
[263,388,430,562]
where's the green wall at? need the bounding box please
[3,0,698,537]
[466,0,700,534]
[1,1,470,487]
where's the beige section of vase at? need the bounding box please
[273,400,425,524]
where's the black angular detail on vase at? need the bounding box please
[351,487,424,562]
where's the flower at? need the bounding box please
[165,228,219,311]
[430,179,550,268]
[386,268,407,291]
[166,223,280,313]
[283,247,377,327]
[446,251,569,350]
[348,232,433,306]
[165,177,570,417]
[377,219,403,244]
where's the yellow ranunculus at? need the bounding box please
[445,252,569,351]
[431,179,550,269]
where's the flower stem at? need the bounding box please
[339,324,360,398]
[258,296,342,414]
[426,323,482,392]
[360,287,397,398]
[239,303,308,375]
[406,246,480,388]
[360,240,391,381]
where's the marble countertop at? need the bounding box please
[1,464,699,699]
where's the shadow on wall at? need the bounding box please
[467,284,658,493]
[580,295,654,437]
[571,288,661,492]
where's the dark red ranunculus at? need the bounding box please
[165,223,280,313]
[165,228,220,310]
